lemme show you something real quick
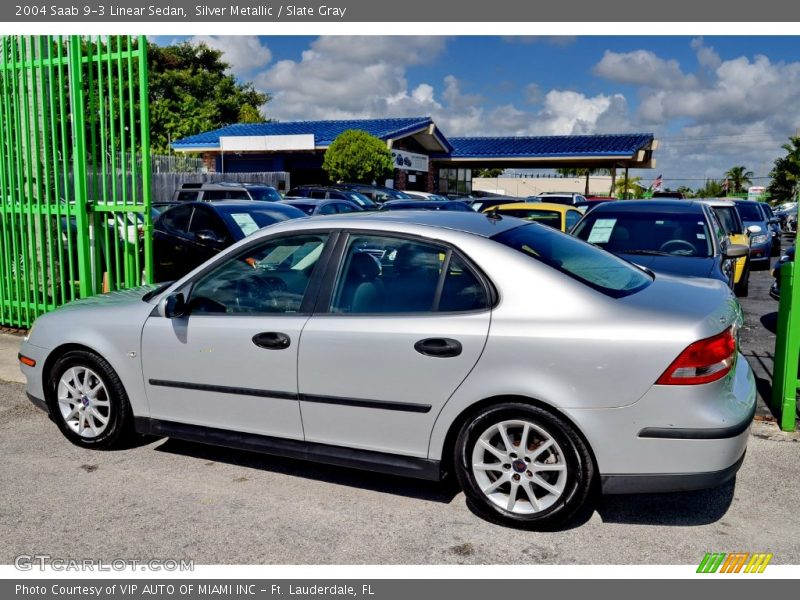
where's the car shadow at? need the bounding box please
[760,312,778,334]
[153,437,460,504]
[595,479,735,526]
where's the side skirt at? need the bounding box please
[134,417,442,481]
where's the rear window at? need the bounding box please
[498,208,562,230]
[538,195,573,205]
[734,202,763,221]
[492,224,652,298]
[247,187,281,202]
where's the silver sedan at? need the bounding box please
[19,211,756,529]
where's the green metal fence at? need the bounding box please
[0,35,152,328]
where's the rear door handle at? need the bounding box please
[252,332,291,350]
[414,337,462,358]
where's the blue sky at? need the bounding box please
[153,35,800,187]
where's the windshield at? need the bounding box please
[573,210,713,258]
[247,187,282,202]
[734,202,763,221]
[497,208,562,230]
[713,207,744,235]
[493,224,652,298]
[343,191,376,208]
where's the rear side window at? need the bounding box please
[176,191,198,202]
[713,207,744,235]
[493,224,652,298]
[159,205,193,233]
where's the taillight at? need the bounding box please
[656,327,736,385]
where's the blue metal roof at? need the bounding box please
[442,133,654,158]
[173,117,437,150]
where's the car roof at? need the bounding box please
[494,202,574,213]
[590,199,706,213]
[279,209,522,238]
[694,198,737,207]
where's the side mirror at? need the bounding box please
[157,292,187,319]
[724,244,750,259]
[195,230,224,244]
[747,225,762,234]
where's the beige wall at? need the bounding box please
[473,176,615,197]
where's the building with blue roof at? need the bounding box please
[173,116,657,195]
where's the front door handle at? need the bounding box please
[414,337,462,358]
[252,332,291,350]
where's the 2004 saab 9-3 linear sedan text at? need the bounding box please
[19,211,756,529]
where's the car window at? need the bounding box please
[540,196,572,206]
[498,208,563,230]
[247,187,281,202]
[335,203,359,214]
[565,210,582,231]
[329,235,486,314]
[494,223,652,299]
[734,202,763,221]
[573,210,713,257]
[188,234,328,315]
[176,191,198,202]
[311,190,327,200]
[201,190,231,201]
[713,207,744,235]
[160,205,193,233]
[188,206,226,239]
[317,203,337,215]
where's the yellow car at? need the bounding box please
[696,198,750,296]
[483,202,585,233]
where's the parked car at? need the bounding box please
[695,198,751,297]
[572,200,749,289]
[774,203,797,232]
[20,211,756,530]
[770,246,795,300]
[534,192,588,206]
[281,198,363,216]
[757,202,782,257]
[467,197,525,212]
[153,200,305,282]
[285,186,377,210]
[330,183,411,203]
[484,202,584,233]
[732,200,772,270]
[172,182,282,203]
[379,200,474,212]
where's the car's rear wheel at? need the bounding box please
[455,403,594,530]
[46,350,136,449]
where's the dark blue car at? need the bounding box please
[573,200,749,288]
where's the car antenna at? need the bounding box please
[486,206,503,221]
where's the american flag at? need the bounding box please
[649,174,663,191]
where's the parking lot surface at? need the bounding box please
[1,268,798,565]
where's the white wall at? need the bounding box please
[473,176,615,197]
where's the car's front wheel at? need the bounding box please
[455,403,594,530]
[46,350,136,449]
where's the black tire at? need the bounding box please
[45,349,136,449]
[454,402,595,530]
[734,260,750,297]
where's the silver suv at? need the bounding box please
[19,212,755,529]
[172,182,282,203]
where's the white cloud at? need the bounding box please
[190,35,272,77]
[594,49,697,89]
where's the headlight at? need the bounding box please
[752,234,769,245]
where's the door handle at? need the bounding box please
[252,332,291,350]
[414,337,462,358]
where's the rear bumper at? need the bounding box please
[601,449,745,494]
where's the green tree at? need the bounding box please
[724,165,754,194]
[556,167,610,195]
[323,130,393,184]
[697,179,725,198]
[614,175,643,199]
[677,185,694,198]
[147,41,269,153]
[476,168,504,178]
[768,136,800,202]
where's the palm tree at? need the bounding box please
[724,165,754,194]
[614,176,643,199]
[556,167,610,195]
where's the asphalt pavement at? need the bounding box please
[0,264,798,565]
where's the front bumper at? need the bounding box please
[564,351,756,494]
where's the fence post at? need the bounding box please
[772,255,799,432]
[137,35,153,284]
[67,36,92,298]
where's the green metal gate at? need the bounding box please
[0,35,152,328]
